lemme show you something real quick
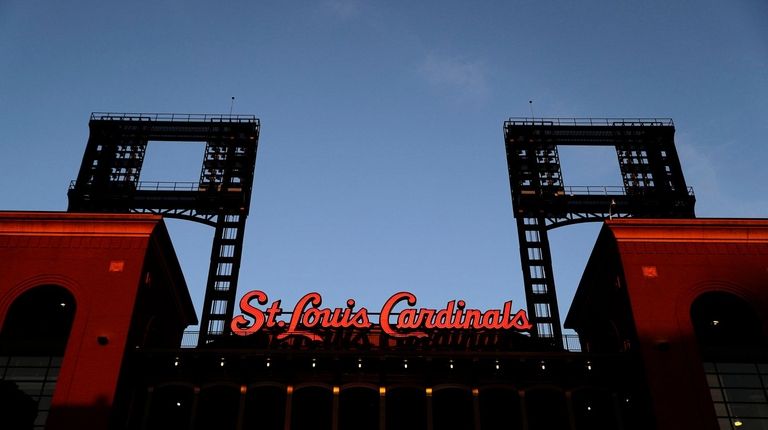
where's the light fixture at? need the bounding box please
[495,360,500,370]
[586,361,592,371]
[60,302,67,307]
[449,360,454,369]
[266,358,271,368]
[734,419,743,427]
[711,320,720,327]
[173,356,179,367]
[540,361,546,370]
[403,359,408,369]
[220,357,225,367]
[176,401,182,407]
[312,358,316,368]
[357,358,362,369]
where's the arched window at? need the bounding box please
[0,285,76,429]
[691,291,765,353]
[692,292,768,429]
[339,386,379,430]
[433,387,473,430]
[571,388,618,430]
[386,387,426,430]
[292,386,332,430]
[146,385,194,430]
[195,385,239,430]
[526,388,568,430]
[0,285,76,355]
[479,387,521,429]
[244,385,286,430]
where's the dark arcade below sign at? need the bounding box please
[231,291,532,342]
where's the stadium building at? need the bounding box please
[0,114,766,430]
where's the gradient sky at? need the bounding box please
[1,0,766,331]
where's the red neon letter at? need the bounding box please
[231,290,268,336]
[265,300,283,327]
[278,292,323,341]
[381,292,427,338]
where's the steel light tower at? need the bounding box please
[68,113,260,345]
[504,118,695,344]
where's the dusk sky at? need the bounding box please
[1,1,766,331]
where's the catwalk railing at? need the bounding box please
[90,112,259,123]
[68,181,695,198]
[505,117,674,127]
[179,330,583,352]
[67,180,242,192]
[562,185,695,197]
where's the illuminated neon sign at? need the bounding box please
[231,291,531,341]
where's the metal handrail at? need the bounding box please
[561,185,695,197]
[69,180,205,191]
[90,112,259,123]
[506,117,674,127]
[69,182,694,197]
[563,186,627,196]
[179,330,584,352]
[68,181,247,193]
[135,181,201,191]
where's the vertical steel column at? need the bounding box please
[69,114,261,346]
[506,126,566,342]
[69,120,148,210]
[196,129,255,345]
[198,213,247,344]
[505,119,694,346]
[515,217,562,342]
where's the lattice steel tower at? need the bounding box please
[504,118,695,344]
[67,113,260,346]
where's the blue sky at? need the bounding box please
[1,0,766,331]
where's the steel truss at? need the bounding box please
[67,112,260,346]
[504,118,695,344]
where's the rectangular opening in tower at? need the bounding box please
[140,141,207,187]
[557,146,625,191]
